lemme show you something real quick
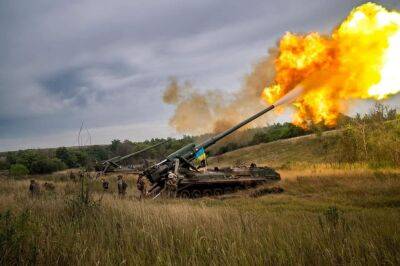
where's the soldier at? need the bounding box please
[69,171,76,182]
[136,174,146,199]
[29,180,40,195]
[102,178,109,191]
[78,170,85,181]
[84,170,92,180]
[117,175,127,196]
[166,171,178,197]
[199,159,207,169]
[43,182,55,191]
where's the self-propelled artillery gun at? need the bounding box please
[142,104,281,198]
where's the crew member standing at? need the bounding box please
[102,178,109,191]
[136,174,146,200]
[29,180,40,195]
[166,171,178,197]
[117,175,127,196]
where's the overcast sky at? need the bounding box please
[1,0,399,151]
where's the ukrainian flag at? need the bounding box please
[194,147,206,162]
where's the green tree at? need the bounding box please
[5,152,17,165]
[250,122,308,145]
[15,150,41,170]
[9,164,29,177]
[110,139,121,153]
[86,146,109,161]
[334,104,400,167]
[73,150,88,167]
[0,157,9,170]
[56,147,77,168]
[217,142,239,155]
[30,158,66,174]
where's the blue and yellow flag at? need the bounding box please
[194,147,206,163]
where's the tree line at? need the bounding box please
[213,103,399,169]
[0,103,398,176]
[331,103,399,168]
[0,137,194,176]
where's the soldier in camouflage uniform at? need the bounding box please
[136,174,146,199]
[166,171,178,197]
[43,182,55,191]
[117,175,127,196]
[101,178,109,191]
[29,180,40,195]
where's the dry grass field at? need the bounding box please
[1,165,400,265]
[208,131,340,168]
[1,121,399,265]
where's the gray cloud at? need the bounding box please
[39,61,136,107]
[0,0,399,151]
[40,67,92,107]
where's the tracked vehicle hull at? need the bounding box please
[174,166,281,198]
[142,104,282,199]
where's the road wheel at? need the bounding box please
[214,188,223,196]
[203,189,213,197]
[180,190,190,198]
[192,190,202,198]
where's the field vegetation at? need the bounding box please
[211,104,399,170]
[1,104,397,175]
[0,104,399,265]
[1,167,399,265]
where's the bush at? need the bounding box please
[217,142,240,155]
[15,150,41,171]
[251,122,308,145]
[56,147,78,168]
[5,152,17,165]
[86,146,109,161]
[74,151,89,167]
[334,104,400,167]
[30,158,66,174]
[9,164,29,177]
[0,158,9,170]
[6,150,67,175]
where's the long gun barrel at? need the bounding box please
[116,140,169,163]
[145,104,275,184]
[101,140,169,173]
[196,104,275,150]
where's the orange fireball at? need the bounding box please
[262,2,400,127]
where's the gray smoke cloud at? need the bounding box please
[163,49,278,135]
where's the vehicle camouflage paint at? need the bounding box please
[142,104,281,198]
[175,164,280,198]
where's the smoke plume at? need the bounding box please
[163,48,278,135]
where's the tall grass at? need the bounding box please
[1,168,399,265]
[333,120,400,168]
